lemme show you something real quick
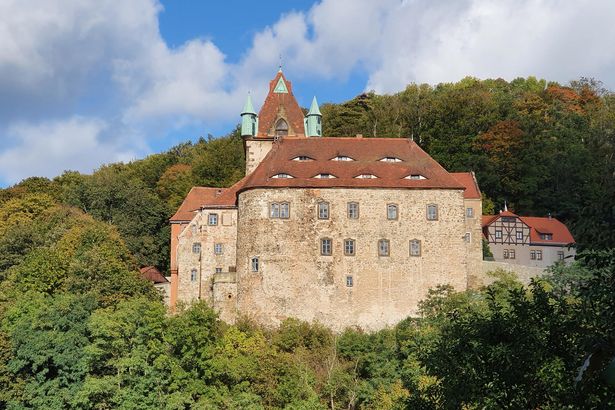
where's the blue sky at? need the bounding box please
[1,0,615,186]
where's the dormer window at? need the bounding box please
[539,233,553,240]
[271,173,294,179]
[275,119,288,137]
[405,174,426,180]
[354,174,378,179]
[331,156,354,161]
[313,173,336,179]
[380,157,402,163]
[292,156,314,161]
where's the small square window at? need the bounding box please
[280,202,290,219]
[346,275,354,287]
[509,249,516,259]
[192,242,201,254]
[557,251,564,260]
[215,267,222,273]
[387,204,398,220]
[208,213,218,226]
[347,202,359,219]
[464,232,471,243]
[466,207,474,218]
[410,239,421,256]
[378,239,390,256]
[190,269,197,282]
[344,239,355,256]
[318,202,330,219]
[530,250,536,260]
[321,238,332,255]
[214,243,223,255]
[503,249,509,259]
[516,231,523,240]
[537,250,543,260]
[427,204,438,221]
[270,203,280,218]
[495,230,502,239]
[251,257,259,272]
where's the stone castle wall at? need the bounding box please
[245,139,273,175]
[234,187,474,331]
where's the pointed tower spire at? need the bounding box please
[304,96,322,137]
[241,93,258,137]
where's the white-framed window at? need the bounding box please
[355,174,378,179]
[331,156,354,161]
[405,174,426,180]
[509,249,516,259]
[466,207,474,218]
[272,173,294,179]
[270,202,290,219]
[516,231,523,240]
[270,202,280,218]
[503,249,509,259]
[344,239,355,256]
[321,238,332,255]
[208,213,218,226]
[530,250,536,260]
[279,202,290,219]
[537,250,543,260]
[427,204,438,221]
[318,202,330,219]
[215,267,222,273]
[378,239,390,256]
[410,239,421,257]
[214,243,223,255]
[464,232,471,243]
[495,230,502,239]
[380,157,402,162]
[251,257,259,272]
[346,275,354,287]
[190,269,197,282]
[347,202,359,219]
[292,156,314,161]
[557,251,564,260]
[192,242,201,254]
[313,173,336,179]
[540,233,553,240]
[387,204,398,220]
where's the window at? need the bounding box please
[516,231,523,240]
[405,174,426,180]
[215,267,222,274]
[292,156,313,161]
[427,204,438,221]
[208,213,218,226]
[346,275,354,287]
[558,251,564,260]
[279,202,290,219]
[214,243,223,255]
[380,157,402,162]
[503,249,509,259]
[192,242,201,254]
[270,203,279,218]
[378,239,390,256]
[501,216,516,223]
[540,233,553,240]
[347,202,359,219]
[313,173,336,179]
[251,257,259,272]
[495,230,502,239]
[464,232,471,243]
[344,239,355,256]
[190,269,197,282]
[355,174,378,179]
[318,202,330,219]
[410,239,421,256]
[537,250,543,260]
[387,204,398,220]
[321,238,332,255]
[275,118,288,137]
[466,207,474,218]
[331,156,354,161]
[272,173,294,178]
[509,249,516,259]
[191,224,197,234]
[530,250,536,260]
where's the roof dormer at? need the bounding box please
[355,174,378,179]
[271,173,294,179]
[331,156,355,161]
[292,156,314,161]
[379,157,403,163]
[312,173,337,179]
[404,174,427,180]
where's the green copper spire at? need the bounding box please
[304,96,322,137]
[241,93,258,137]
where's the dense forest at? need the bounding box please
[0,76,614,408]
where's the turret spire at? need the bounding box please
[304,96,322,137]
[241,93,258,137]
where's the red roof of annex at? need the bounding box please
[482,210,575,245]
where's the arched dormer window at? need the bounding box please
[331,156,354,161]
[275,119,288,137]
[379,157,403,163]
[355,174,378,179]
[313,173,337,179]
[271,173,294,179]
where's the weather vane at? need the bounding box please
[278,53,283,72]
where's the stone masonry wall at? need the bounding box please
[235,187,471,331]
[245,139,273,175]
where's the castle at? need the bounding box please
[169,71,483,330]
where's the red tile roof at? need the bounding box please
[170,187,225,221]
[482,212,575,245]
[451,172,481,199]
[257,71,306,137]
[139,266,169,284]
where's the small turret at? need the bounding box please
[241,94,258,137]
[304,96,322,137]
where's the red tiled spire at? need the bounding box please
[257,71,306,138]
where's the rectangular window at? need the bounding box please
[347,202,359,219]
[279,202,290,219]
[387,204,398,220]
[427,204,438,221]
[557,251,564,260]
[464,232,471,243]
[530,250,536,260]
[214,243,223,255]
[503,249,509,259]
[378,239,390,256]
[516,231,523,240]
[208,213,218,226]
[466,207,474,218]
[495,230,502,239]
[509,249,516,259]
[321,238,332,255]
[344,239,355,256]
[318,202,330,219]
[540,233,553,240]
[190,269,197,282]
[537,250,543,260]
[409,239,421,256]
[346,275,354,287]
[192,242,201,254]
[215,267,222,273]
[270,203,280,218]
[251,257,259,272]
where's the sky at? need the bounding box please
[1,0,615,186]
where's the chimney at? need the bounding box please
[548,212,552,219]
